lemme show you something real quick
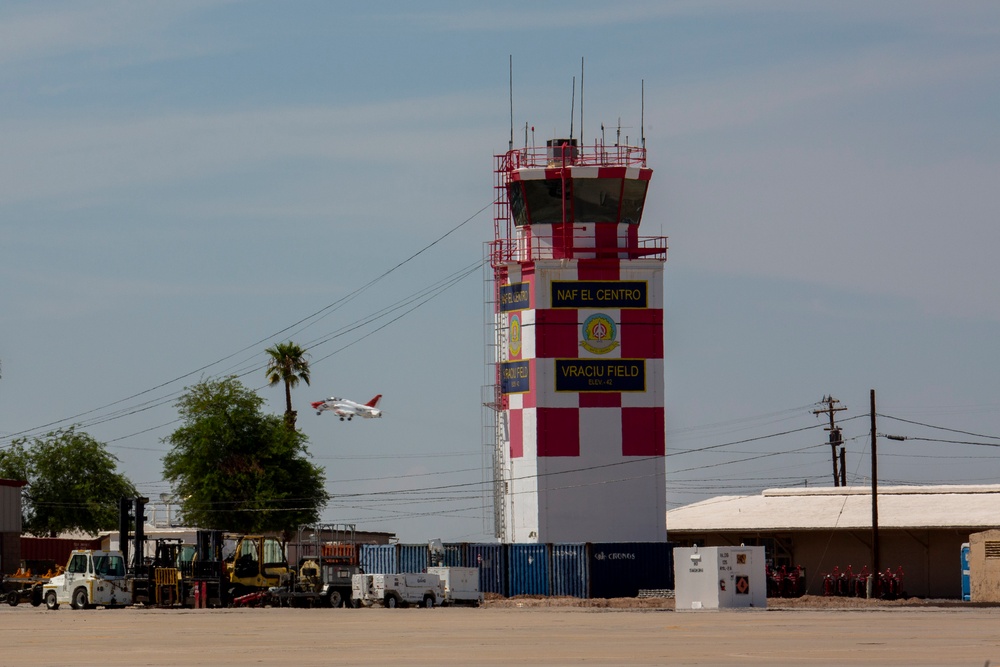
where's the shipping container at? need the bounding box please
[398,544,429,573]
[588,542,675,599]
[466,543,507,596]
[508,543,549,596]
[961,542,971,601]
[359,544,398,574]
[439,542,466,567]
[550,543,588,598]
[20,536,102,568]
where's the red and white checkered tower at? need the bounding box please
[489,130,668,543]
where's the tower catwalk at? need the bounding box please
[488,136,668,543]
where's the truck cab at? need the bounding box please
[43,550,130,610]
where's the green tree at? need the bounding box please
[0,427,136,537]
[162,376,328,533]
[265,341,311,430]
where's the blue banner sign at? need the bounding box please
[500,283,531,312]
[555,359,645,392]
[550,281,647,309]
[500,360,531,394]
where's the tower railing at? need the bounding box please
[501,142,647,170]
[489,233,668,265]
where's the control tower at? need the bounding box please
[487,132,668,543]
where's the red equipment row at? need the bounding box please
[766,565,807,598]
[822,565,905,599]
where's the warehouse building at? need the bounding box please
[1,478,26,575]
[666,485,1000,598]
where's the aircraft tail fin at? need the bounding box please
[366,394,382,408]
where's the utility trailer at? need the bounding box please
[352,572,444,608]
[428,567,483,606]
[2,560,60,607]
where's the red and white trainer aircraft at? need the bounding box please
[311,395,383,421]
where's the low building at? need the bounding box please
[1,479,27,574]
[666,485,1000,599]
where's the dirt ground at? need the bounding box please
[2,596,999,666]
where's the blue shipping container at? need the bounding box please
[440,543,466,567]
[550,543,588,598]
[466,543,507,596]
[961,542,971,601]
[359,544,398,574]
[588,542,675,598]
[398,544,429,573]
[508,544,550,597]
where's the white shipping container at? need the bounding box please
[673,546,766,610]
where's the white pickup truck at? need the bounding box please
[43,550,131,610]
[352,572,444,608]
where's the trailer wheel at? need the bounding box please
[6,590,19,606]
[327,589,343,608]
[422,594,434,609]
[31,586,43,607]
[45,590,59,610]
[71,587,89,610]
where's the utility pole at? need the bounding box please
[870,389,880,598]
[813,395,847,486]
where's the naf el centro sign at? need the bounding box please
[499,283,531,312]
[551,281,647,309]
[555,359,645,392]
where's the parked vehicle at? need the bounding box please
[42,550,130,610]
[428,567,482,606]
[226,535,288,600]
[352,572,443,608]
[267,524,362,608]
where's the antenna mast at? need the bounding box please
[641,79,646,151]
[580,57,585,147]
[508,55,514,151]
[569,76,575,140]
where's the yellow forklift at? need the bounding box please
[226,535,288,604]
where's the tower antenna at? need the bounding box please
[580,57,585,147]
[569,76,575,140]
[508,55,514,151]
[641,79,646,151]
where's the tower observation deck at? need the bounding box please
[486,137,668,543]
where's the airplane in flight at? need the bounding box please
[311,395,383,421]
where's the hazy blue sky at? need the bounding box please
[2,1,999,542]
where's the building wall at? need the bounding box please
[1,532,21,575]
[0,483,23,532]
[0,481,25,574]
[969,529,1000,602]
[501,260,666,543]
[670,529,967,598]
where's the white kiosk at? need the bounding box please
[673,546,767,610]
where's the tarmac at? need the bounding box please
[2,604,999,666]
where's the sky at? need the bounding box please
[2,1,999,543]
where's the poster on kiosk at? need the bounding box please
[673,546,767,610]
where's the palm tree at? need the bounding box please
[265,341,311,430]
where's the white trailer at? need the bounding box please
[43,550,131,610]
[352,572,443,608]
[427,567,482,606]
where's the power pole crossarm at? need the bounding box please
[813,395,847,487]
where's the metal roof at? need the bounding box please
[666,484,1000,532]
